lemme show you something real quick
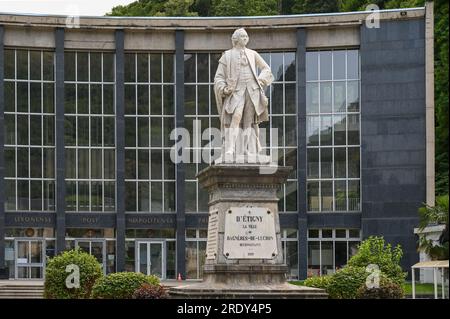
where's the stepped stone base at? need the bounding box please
[0,281,44,299]
[170,259,327,299]
[169,282,327,299]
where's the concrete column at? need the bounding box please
[175,30,186,279]
[55,28,66,254]
[0,25,5,271]
[425,0,435,206]
[296,28,307,280]
[115,30,126,272]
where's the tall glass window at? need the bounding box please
[124,53,175,212]
[307,228,361,277]
[184,52,297,213]
[306,50,360,212]
[281,228,299,279]
[185,228,207,280]
[64,51,116,212]
[3,49,56,211]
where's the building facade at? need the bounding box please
[0,4,434,280]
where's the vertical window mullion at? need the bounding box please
[101,53,105,212]
[41,51,44,211]
[14,50,18,210]
[27,51,31,210]
[88,53,92,211]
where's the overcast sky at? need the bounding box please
[0,0,137,16]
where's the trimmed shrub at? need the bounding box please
[356,277,404,299]
[327,266,367,299]
[347,236,407,286]
[44,249,103,299]
[132,283,168,299]
[91,272,160,299]
[303,275,333,291]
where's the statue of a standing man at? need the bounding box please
[214,28,274,164]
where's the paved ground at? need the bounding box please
[0,279,201,287]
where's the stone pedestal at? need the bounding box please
[169,164,327,299]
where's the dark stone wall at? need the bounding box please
[360,18,426,275]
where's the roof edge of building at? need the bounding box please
[0,7,425,30]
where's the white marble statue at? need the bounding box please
[214,28,274,164]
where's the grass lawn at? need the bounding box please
[403,282,445,295]
[289,281,305,286]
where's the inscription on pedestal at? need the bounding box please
[223,207,277,259]
[206,210,219,260]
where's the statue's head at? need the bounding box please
[231,28,249,47]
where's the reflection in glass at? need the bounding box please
[333,115,346,145]
[347,81,359,112]
[150,54,162,83]
[347,50,359,79]
[307,241,320,277]
[348,147,360,178]
[17,82,28,112]
[334,148,346,178]
[307,51,319,79]
[306,83,318,114]
[321,181,333,211]
[333,50,346,80]
[335,180,347,211]
[320,82,332,113]
[151,182,162,211]
[284,52,296,81]
[348,181,360,211]
[334,82,346,112]
[321,241,334,275]
[348,114,359,145]
[335,242,347,270]
[307,181,319,211]
[307,116,320,147]
[138,182,149,211]
[30,82,41,113]
[320,148,332,178]
[320,116,332,146]
[319,51,332,81]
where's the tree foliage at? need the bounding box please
[418,195,449,260]
[291,0,339,14]
[44,249,103,299]
[347,236,406,286]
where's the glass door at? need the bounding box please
[75,240,106,273]
[15,239,45,279]
[136,241,165,279]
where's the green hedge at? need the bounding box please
[44,249,103,299]
[91,272,160,299]
[357,277,404,299]
[347,236,406,286]
[327,266,368,299]
[303,274,333,291]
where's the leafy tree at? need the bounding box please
[107,0,165,16]
[339,0,390,11]
[432,0,449,196]
[291,0,339,14]
[44,249,103,299]
[347,236,406,286]
[418,195,449,260]
[155,0,198,16]
[212,0,278,16]
[193,0,214,16]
